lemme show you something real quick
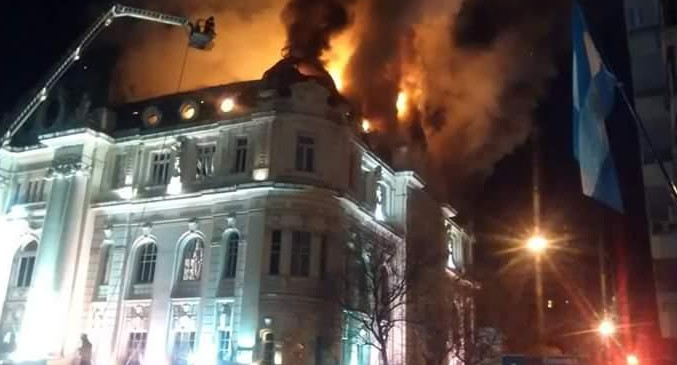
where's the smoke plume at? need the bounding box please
[106,0,567,205]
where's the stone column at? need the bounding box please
[235,211,265,363]
[16,157,91,359]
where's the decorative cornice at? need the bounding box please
[46,158,91,179]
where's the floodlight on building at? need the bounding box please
[220,98,235,113]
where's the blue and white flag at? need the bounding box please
[572,2,623,212]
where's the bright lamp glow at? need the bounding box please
[167,177,182,195]
[220,98,235,113]
[526,235,547,254]
[627,354,639,365]
[598,318,616,337]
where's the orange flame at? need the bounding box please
[396,91,408,119]
[324,31,356,91]
[362,118,372,133]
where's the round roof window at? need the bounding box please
[179,100,199,121]
[142,106,162,127]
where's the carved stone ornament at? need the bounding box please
[46,158,91,179]
[0,175,7,188]
[226,215,236,229]
[188,218,198,232]
[171,302,198,332]
[141,222,153,236]
[126,304,150,332]
[103,225,114,240]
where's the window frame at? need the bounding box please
[179,236,205,282]
[290,231,311,277]
[136,241,158,284]
[223,233,239,279]
[232,137,248,174]
[196,143,217,179]
[149,151,172,186]
[14,241,38,288]
[269,230,282,275]
[295,135,316,173]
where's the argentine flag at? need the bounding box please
[573,2,623,212]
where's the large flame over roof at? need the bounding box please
[109,0,567,203]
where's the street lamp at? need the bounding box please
[526,234,548,254]
[598,318,616,338]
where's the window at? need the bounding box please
[137,242,157,283]
[223,233,239,278]
[150,152,172,185]
[113,154,128,188]
[100,245,114,285]
[126,332,147,364]
[295,136,315,172]
[291,231,311,277]
[233,137,248,173]
[218,330,232,363]
[668,46,677,91]
[262,332,275,365]
[319,235,328,279]
[665,0,677,26]
[172,331,196,365]
[15,241,37,288]
[269,230,281,275]
[26,180,44,203]
[180,237,205,281]
[196,144,216,178]
[216,302,233,364]
[12,183,22,206]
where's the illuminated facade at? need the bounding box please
[0,62,473,365]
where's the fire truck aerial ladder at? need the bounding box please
[0,4,216,147]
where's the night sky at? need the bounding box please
[0,0,664,358]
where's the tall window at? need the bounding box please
[137,242,157,283]
[291,231,311,277]
[12,183,22,206]
[233,137,248,173]
[217,303,233,364]
[126,332,147,364]
[196,144,216,178]
[269,230,281,275]
[16,241,37,288]
[262,332,275,365]
[114,154,128,188]
[319,235,328,279]
[223,233,239,278]
[172,331,196,365]
[151,152,172,185]
[180,237,204,281]
[295,136,315,172]
[100,245,114,285]
[26,180,44,203]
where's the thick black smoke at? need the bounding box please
[282,0,357,60]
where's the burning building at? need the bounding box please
[0,56,475,365]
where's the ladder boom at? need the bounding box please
[1,4,201,147]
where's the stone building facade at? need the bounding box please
[0,60,473,365]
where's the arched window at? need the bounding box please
[15,241,38,288]
[223,233,239,279]
[180,237,204,281]
[136,242,158,284]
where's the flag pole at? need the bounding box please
[615,82,677,206]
